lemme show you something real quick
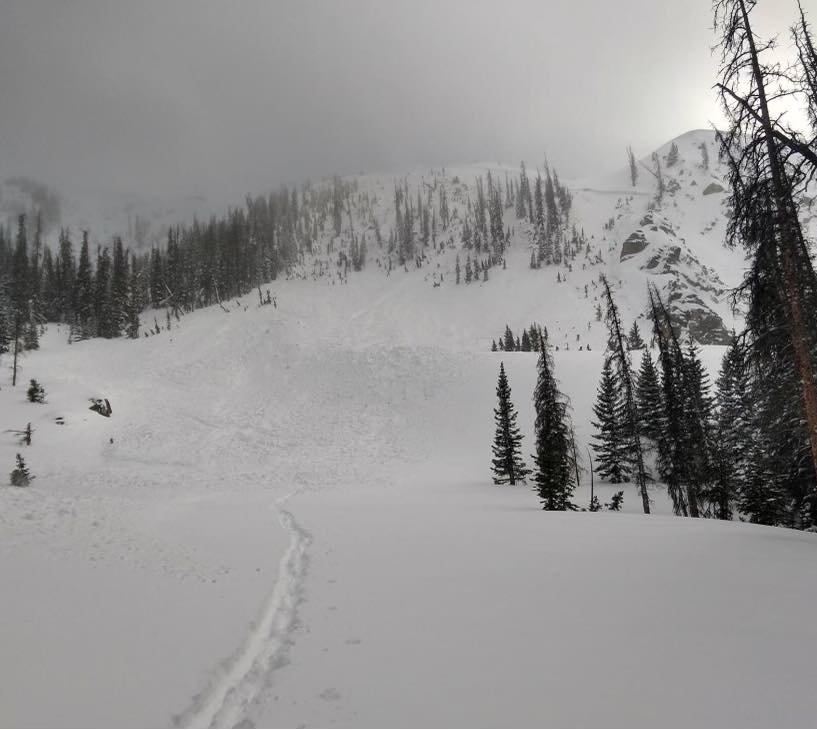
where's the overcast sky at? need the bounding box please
[0,0,807,206]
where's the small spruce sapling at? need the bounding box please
[606,490,624,511]
[27,379,45,403]
[10,453,32,486]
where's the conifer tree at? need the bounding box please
[711,339,750,520]
[601,276,651,513]
[635,349,663,443]
[627,321,645,350]
[95,246,114,338]
[591,357,631,483]
[491,363,529,485]
[10,453,32,487]
[74,232,94,340]
[648,286,713,518]
[503,325,515,352]
[666,141,680,167]
[627,145,638,187]
[57,228,75,323]
[10,214,31,384]
[649,287,690,515]
[111,236,128,335]
[125,259,142,339]
[715,0,817,520]
[531,341,576,510]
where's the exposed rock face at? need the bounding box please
[617,211,732,345]
[620,230,648,260]
[702,182,725,195]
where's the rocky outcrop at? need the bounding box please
[617,212,731,345]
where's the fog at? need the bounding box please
[0,0,805,210]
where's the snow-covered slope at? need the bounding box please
[3,255,817,726]
[261,130,751,348]
[4,130,817,726]
[572,129,752,343]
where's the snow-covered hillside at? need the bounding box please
[3,217,817,726]
[259,129,754,348]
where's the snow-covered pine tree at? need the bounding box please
[711,339,750,520]
[601,276,650,513]
[26,379,45,403]
[503,325,515,352]
[591,357,631,483]
[627,145,638,187]
[627,321,645,350]
[491,362,529,485]
[531,341,576,510]
[666,141,679,166]
[635,349,663,443]
[10,453,32,486]
[74,232,94,340]
[682,340,715,513]
[125,261,142,339]
[111,236,128,336]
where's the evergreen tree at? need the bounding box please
[111,237,128,336]
[601,276,651,513]
[666,141,680,166]
[57,228,75,323]
[627,321,645,350]
[531,342,576,510]
[10,215,31,384]
[711,339,751,520]
[503,325,515,352]
[627,145,638,187]
[10,453,32,487]
[591,357,631,483]
[491,363,529,485]
[635,350,663,443]
[648,287,713,518]
[715,0,817,520]
[95,246,114,338]
[74,232,94,340]
[125,258,142,339]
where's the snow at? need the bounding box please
[3,132,817,726]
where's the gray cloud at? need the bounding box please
[0,0,805,210]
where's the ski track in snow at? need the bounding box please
[176,496,311,729]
